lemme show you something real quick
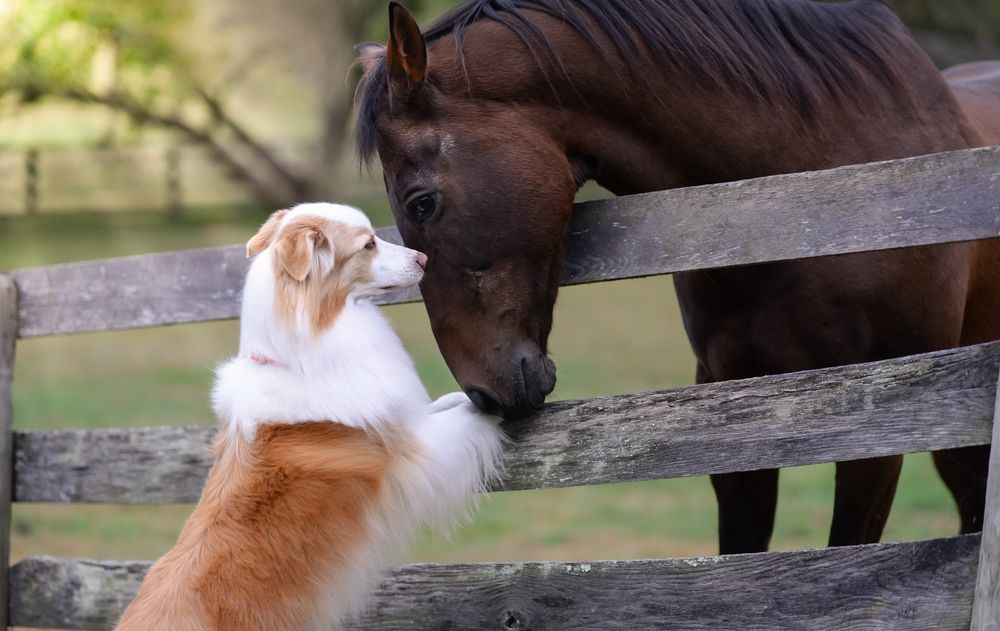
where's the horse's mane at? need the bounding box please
[357,0,906,163]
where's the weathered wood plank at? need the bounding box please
[564,146,1000,286]
[9,535,981,630]
[972,368,1000,631]
[11,146,1000,338]
[0,276,17,630]
[14,342,999,504]
[10,229,418,339]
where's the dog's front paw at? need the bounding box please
[428,391,472,414]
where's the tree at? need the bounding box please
[893,0,1000,67]
[204,0,433,199]
[1,0,311,208]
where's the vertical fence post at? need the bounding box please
[24,150,37,216]
[165,146,182,220]
[972,367,1000,631]
[0,276,17,629]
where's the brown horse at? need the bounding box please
[355,0,1000,553]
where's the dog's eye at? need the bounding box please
[405,193,437,224]
[365,238,376,251]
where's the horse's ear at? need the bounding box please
[387,2,426,100]
[355,42,385,75]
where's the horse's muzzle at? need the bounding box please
[464,352,556,420]
[520,353,557,410]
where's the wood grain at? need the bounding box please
[7,222,402,339]
[9,536,981,630]
[13,342,999,504]
[11,146,1000,338]
[0,276,16,630]
[972,368,1000,631]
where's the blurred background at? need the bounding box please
[1,0,999,577]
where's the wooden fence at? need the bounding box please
[0,146,257,216]
[1,146,999,629]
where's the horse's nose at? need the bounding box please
[415,251,428,269]
[492,352,557,420]
[520,353,556,409]
[464,386,504,417]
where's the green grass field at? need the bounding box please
[1,203,961,568]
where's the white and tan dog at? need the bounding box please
[117,203,506,631]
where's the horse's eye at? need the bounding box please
[365,238,376,251]
[405,193,437,224]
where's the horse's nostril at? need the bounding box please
[415,252,428,269]
[520,354,557,409]
[464,387,503,416]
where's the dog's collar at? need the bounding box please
[249,353,280,367]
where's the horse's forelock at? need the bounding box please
[356,59,387,166]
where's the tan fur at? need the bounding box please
[269,217,376,333]
[274,218,325,281]
[246,209,289,258]
[116,422,393,631]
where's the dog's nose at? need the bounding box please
[415,252,428,269]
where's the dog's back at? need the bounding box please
[118,423,392,630]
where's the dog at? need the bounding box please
[116,203,506,631]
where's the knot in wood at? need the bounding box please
[502,609,523,630]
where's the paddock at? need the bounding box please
[1,146,999,629]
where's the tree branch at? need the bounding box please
[60,87,298,209]
[193,85,311,200]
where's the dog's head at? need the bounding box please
[246,203,426,333]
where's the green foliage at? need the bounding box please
[894,0,1000,42]
[2,0,194,107]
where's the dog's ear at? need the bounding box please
[274,219,329,282]
[247,209,290,258]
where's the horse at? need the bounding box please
[354,0,1000,554]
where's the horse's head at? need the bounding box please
[356,4,578,418]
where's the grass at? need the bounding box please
[1,203,961,569]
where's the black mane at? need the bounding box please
[357,0,905,163]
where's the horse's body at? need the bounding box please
[949,61,1000,146]
[357,0,1000,553]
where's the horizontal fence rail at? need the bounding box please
[0,146,257,216]
[10,535,981,630]
[13,342,998,504]
[10,146,1000,338]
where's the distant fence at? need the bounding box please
[0,145,257,216]
[1,146,1000,629]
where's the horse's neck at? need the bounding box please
[455,10,975,195]
[585,66,972,195]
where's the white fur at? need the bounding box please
[212,202,507,628]
[286,201,373,229]
[316,392,506,629]
[366,237,425,293]
[214,203,428,438]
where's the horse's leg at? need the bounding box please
[696,362,780,554]
[829,455,903,546]
[935,240,1000,534]
[933,445,990,533]
[711,469,780,554]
